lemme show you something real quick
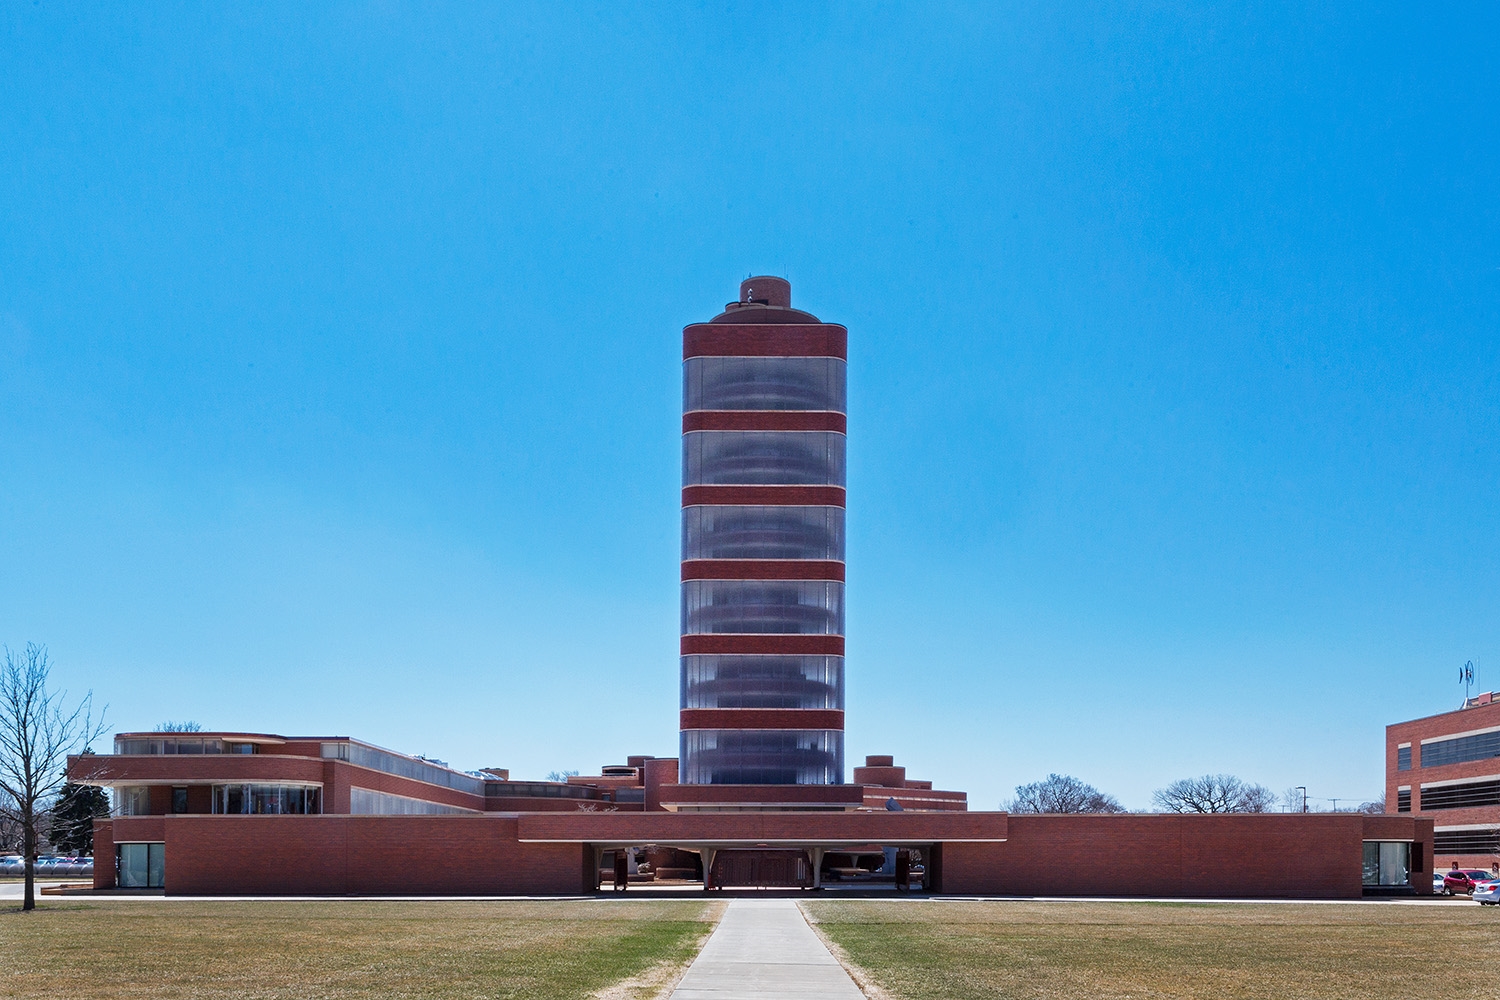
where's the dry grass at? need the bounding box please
[3,898,724,1000]
[803,898,1499,1000]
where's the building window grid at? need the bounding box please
[1396,789,1411,812]
[1417,779,1500,811]
[1434,828,1500,854]
[1420,729,1500,769]
[1397,745,1411,771]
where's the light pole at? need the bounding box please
[1296,786,1307,813]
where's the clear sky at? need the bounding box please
[3,4,1497,811]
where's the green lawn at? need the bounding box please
[4,898,723,1000]
[804,898,1497,1000]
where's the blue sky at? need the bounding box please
[2,3,1496,810]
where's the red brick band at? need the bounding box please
[681,560,845,582]
[680,634,845,655]
[684,324,847,361]
[683,411,847,433]
[679,708,845,731]
[682,486,845,508]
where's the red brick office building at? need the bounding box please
[1387,693,1500,871]
[68,278,1431,898]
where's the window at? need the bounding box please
[1434,828,1500,854]
[685,357,846,412]
[116,786,151,816]
[227,743,256,754]
[1420,729,1500,768]
[681,581,844,635]
[117,843,164,889]
[114,738,224,755]
[683,431,845,486]
[1397,745,1411,771]
[483,781,597,800]
[1396,789,1411,812]
[348,787,479,815]
[1418,779,1500,811]
[682,505,844,561]
[171,787,188,814]
[1362,842,1411,887]
[211,784,321,815]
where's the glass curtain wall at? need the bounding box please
[211,784,321,815]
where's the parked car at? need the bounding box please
[0,855,22,876]
[1442,870,1494,895]
[1473,880,1500,905]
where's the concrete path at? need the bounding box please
[670,897,866,1000]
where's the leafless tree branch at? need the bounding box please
[0,643,108,911]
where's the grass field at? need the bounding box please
[3,898,724,1000]
[803,899,1498,1000]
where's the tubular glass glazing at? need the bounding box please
[679,729,844,785]
[685,357,846,412]
[682,431,845,486]
[682,505,844,560]
[681,655,844,709]
[681,580,844,635]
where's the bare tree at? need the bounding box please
[1005,773,1126,814]
[1237,783,1277,813]
[154,721,202,733]
[0,644,106,911]
[1359,794,1386,815]
[1152,774,1275,814]
[1281,786,1308,813]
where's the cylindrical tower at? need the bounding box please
[680,277,847,785]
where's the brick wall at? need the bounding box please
[942,815,1434,899]
[162,816,589,895]
[942,814,1431,899]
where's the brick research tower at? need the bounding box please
[679,277,848,784]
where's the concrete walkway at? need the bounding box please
[670,897,866,1000]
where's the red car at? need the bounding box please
[1441,870,1494,895]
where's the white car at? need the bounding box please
[1474,879,1500,905]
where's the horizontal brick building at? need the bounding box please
[72,733,1430,898]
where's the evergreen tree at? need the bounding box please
[48,782,110,854]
